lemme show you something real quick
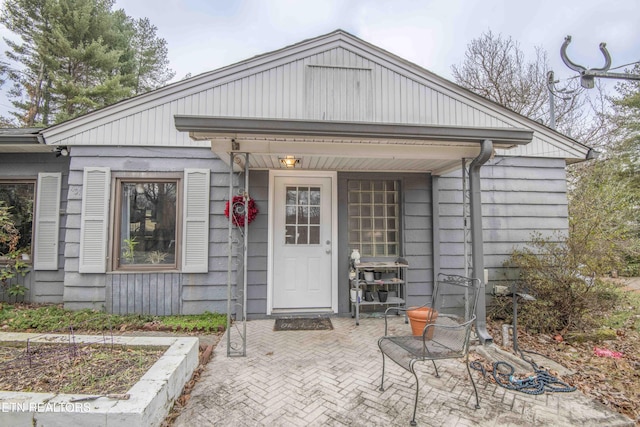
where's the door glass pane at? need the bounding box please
[284,185,321,245]
[286,188,297,204]
[309,226,320,244]
[297,226,308,244]
[285,226,296,244]
[309,207,320,224]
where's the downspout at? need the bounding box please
[469,139,493,345]
[431,176,440,285]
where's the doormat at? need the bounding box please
[274,318,333,331]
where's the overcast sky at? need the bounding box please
[1,0,639,120]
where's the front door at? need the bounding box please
[272,175,333,310]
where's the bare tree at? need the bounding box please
[451,30,603,144]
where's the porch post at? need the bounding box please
[469,139,493,345]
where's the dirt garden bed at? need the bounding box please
[0,342,165,395]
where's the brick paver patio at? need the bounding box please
[174,316,633,426]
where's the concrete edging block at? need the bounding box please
[0,333,199,427]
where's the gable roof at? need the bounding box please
[40,29,590,161]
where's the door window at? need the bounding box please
[285,186,320,245]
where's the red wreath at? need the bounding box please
[225,195,258,227]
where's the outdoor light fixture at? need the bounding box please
[55,146,70,157]
[279,156,300,168]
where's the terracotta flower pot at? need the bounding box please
[407,307,439,338]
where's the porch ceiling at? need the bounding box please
[175,116,534,175]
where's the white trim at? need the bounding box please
[267,170,338,315]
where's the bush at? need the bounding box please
[494,233,621,333]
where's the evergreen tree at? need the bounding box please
[1,0,54,125]
[130,17,175,94]
[1,0,175,125]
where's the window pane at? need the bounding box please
[298,187,309,204]
[309,226,320,244]
[347,179,399,257]
[286,188,297,204]
[298,206,309,224]
[297,226,308,244]
[285,226,296,244]
[119,181,177,267]
[309,187,320,205]
[309,207,320,224]
[284,185,322,246]
[0,182,35,255]
[286,206,296,224]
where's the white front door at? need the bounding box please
[272,175,333,310]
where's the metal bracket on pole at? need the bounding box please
[561,35,640,89]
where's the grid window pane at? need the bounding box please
[284,185,321,246]
[347,179,400,257]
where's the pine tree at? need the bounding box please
[1,0,54,125]
[130,17,175,95]
[1,0,175,125]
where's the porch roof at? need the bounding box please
[175,116,534,175]
[0,127,51,153]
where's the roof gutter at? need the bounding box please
[0,133,41,145]
[175,116,533,146]
[470,139,494,345]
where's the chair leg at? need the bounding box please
[409,360,419,426]
[378,340,386,392]
[431,360,439,377]
[466,361,480,409]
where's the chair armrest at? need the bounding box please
[421,316,476,356]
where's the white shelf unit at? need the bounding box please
[349,261,408,325]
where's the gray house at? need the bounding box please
[0,31,590,338]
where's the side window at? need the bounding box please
[347,180,399,257]
[0,181,35,257]
[113,179,179,270]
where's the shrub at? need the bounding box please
[495,233,621,333]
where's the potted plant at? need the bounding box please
[407,307,439,338]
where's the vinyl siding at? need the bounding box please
[337,172,433,314]
[438,156,569,287]
[42,40,584,161]
[63,146,228,314]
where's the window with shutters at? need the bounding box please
[0,180,35,260]
[112,177,180,270]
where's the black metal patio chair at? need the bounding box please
[377,274,481,426]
